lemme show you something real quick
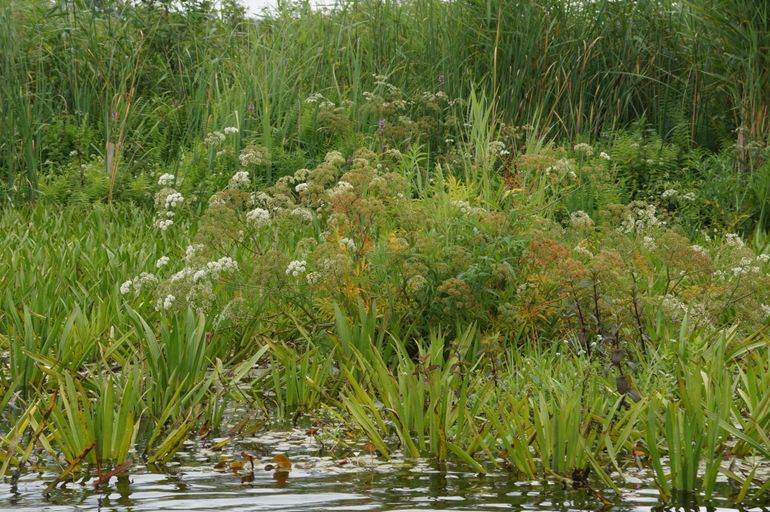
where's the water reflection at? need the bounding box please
[2,463,770,511]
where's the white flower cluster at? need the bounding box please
[661,294,711,326]
[306,271,322,285]
[714,255,763,280]
[119,272,158,297]
[599,152,611,161]
[192,269,208,283]
[223,126,239,135]
[164,192,184,209]
[248,191,272,208]
[156,255,170,268]
[489,141,507,157]
[324,151,345,166]
[732,257,761,277]
[642,236,657,250]
[156,218,174,231]
[154,180,184,231]
[661,189,678,200]
[573,143,594,156]
[162,260,219,313]
[286,260,307,277]
[204,131,226,146]
[317,254,350,279]
[569,210,594,229]
[661,295,687,315]
[620,203,664,234]
[170,255,239,290]
[305,93,335,109]
[229,170,251,189]
[305,92,326,104]
[329,181,354,197]
[725,233,744,248]
[185,244,205,263]
[383,148,402,160]
[573,243,593,258]
[246,207,271,226]
[158,173,175,186]
[451,200,487,215]
[287,208,312,222]
[761,304,770,319]
[516,282,532,295]
[661,189,696,202]
[170,268,194,283]
[239,145,271,167]
[339,238,356,251]
[545,159,575,177]
[155,294,176,311]
[295,183,309,193]
[206,256,239,278]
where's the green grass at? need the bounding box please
[2,0,767,201]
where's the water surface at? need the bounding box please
[2,430,768,511]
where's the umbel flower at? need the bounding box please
[246,207,271,226]
[286,260,307,277]
[158,173,175,186]
[229,171,251,189]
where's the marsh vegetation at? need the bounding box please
[1,0,770,508]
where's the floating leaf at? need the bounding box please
[273,454,292,471]
[240,451,255,468]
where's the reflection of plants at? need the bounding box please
[2,1,770,496]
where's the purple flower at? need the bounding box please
[248,102,256,113]
[112,111,118,122]
[378,118,385,135]
[438,73,445,85]
[172,98,178,108]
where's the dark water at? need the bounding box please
[3,463,768,512]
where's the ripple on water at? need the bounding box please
[2,431,767,512]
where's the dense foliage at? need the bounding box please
[1,0,770,506]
